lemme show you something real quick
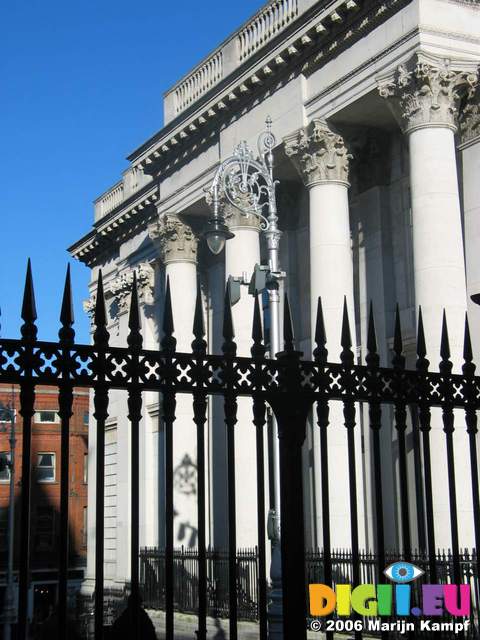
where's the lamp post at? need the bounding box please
[0,387,16,640]
[205,117,284,638]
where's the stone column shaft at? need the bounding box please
[285,120,365,550]
[224,206,262,550]
[150,214,199,547]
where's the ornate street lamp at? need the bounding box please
[205,117,284,638]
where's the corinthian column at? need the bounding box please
[149,214,199,547]
[379,53,478,549]
[378,53,477,360]
[284,120,365,550]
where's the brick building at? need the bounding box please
[0,384,89,625]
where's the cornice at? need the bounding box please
[69,183,159,265]
[126,0,410,172]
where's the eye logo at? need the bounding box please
[384,562,424,584]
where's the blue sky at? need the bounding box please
[0,0,261,343]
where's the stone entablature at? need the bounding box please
[378,53,478,134]
[132,0,404,170]
[70,184,159,264]
[148,215,198,265]
[283,119,352,187]
[71,0,412,265]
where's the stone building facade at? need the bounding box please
[69,0,480,592]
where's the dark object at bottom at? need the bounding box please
[108,598,157,640]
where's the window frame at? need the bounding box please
[34,410,59,425]
[0,451,11,483]
[0,408,15,424]
[36,452,56,483]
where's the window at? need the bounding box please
[0,452,11,482]
[36,453,55,482]
[83,453,88,484]
[35,410,59,424]
[83,411,89,426]
[34,506,55,551]
[0,407,15,424]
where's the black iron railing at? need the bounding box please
[2,262,480,639]
[138,547,479,636]
[140,546,259,620]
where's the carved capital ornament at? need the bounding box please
[148,214,198,265]
[110,263,155,314]
[283,120,352,187]
[378,54,478,134]
[460,96,480,145]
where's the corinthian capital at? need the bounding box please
[378,53,478,134]
[283,120,352,188]
[148,214,198,265]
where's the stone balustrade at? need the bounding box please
[164,0,312,123]
[94,166,153,220]
[238,0,299,62]
[94,181,124,220]
[174,51,223,116]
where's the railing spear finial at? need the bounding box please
[340,297,354,366]
[21,258,38,343]
[59,264,75,345]
[161,276,176,353]
[93,270,109,348]
[463,313,475,375]
[392,304,405,369]
[283,292,295,353]
[192,278,207,356]
[366,301,379,367]
[440,310,452,374]
[222,280,236,357]
[127,271,143,351]
[313,297,327,363]
[251,293,266,359]
[416,307,429,372]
